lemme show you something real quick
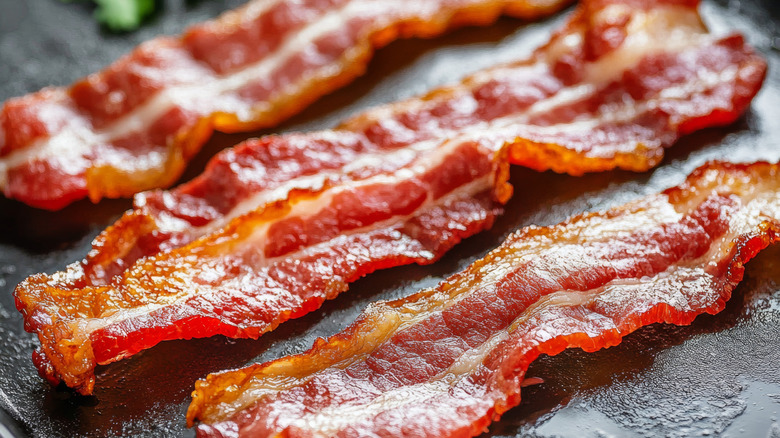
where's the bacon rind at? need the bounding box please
[0,0,572,210]
[186,161,780,437]
[13,0,766,395]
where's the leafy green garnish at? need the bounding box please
[60,0,156,32]
[94,0,156,31]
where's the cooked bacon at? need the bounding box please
[187,161,780,437]
[13,0,766,395]
[18,139,509,395]
[0,0,571,210]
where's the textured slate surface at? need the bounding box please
[0,0,778,436]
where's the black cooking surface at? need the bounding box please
[0,1,779,437]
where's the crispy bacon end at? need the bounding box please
[13,0,766,395]
[187,161,780,437]
[0,0,572,210]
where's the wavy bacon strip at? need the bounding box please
[0,0,570,210]
[187,161,780,437]
[14,0,766,394]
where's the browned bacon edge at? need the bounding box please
[187,161,780,437]
[13,0,767,395]
[0,0,571,210]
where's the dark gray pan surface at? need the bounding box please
[0,0,779,436]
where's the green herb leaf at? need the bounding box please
[59,0,157,31]
[94,0,156,31]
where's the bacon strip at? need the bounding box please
[0,0,571,210]
[13,0,766,395]
[187,161,780,437]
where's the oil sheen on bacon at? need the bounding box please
[14,0,766,395]
[187,161,780,437]
[0,0,571,210]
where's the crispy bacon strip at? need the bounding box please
[14,0,766,395]
[0,0,571,210]
[187,161,780,437]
